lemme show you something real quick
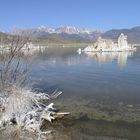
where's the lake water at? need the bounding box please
[28,46,140,140]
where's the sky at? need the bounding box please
[0,0,140,31]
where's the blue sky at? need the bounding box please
[0,0,140,31]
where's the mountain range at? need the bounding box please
[26,25,102,35]
[1,26,140,44]
[102,26,140,43]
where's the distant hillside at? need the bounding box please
[14,26,103,44]
[34,32,102,44]
[0,31,7,38]
[0,32,10,44]
[102,26,140,43]
[34,33,92,44]
[1,26,140,44]
[35,26,140,44]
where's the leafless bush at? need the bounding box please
[0,31,31,92]
[0,31,69,139]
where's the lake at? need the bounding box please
[25,46,140,139]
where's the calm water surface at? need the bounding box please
[29,46,140,140]
[31,47,140,104]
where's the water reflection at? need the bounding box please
[0,47,139,139]
[22,47,87,66]
[85,52,133,66]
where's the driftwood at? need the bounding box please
[0,85,70,138]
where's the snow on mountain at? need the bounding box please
[55,26,81,34]
[37,25,55,33]
[10,25,103,40]
[35,25,101,35]
[55,26,99,34]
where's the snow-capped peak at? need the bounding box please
[54,26,96,34]
[38,25,46,29]
[11,25,102,37]
[37,25,55,33]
